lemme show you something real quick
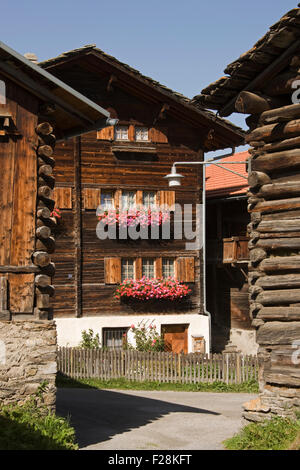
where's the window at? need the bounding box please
[121,190,136,209]
[135,127,149,141]
[103,327,128,350]
[142,259,155,278]
[115,125,129,141]
[121,259,135,281]
[101,191,115,210]
[162,259,175,279]
[143,191,156,209]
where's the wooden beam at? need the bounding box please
[74,136,82,318]
[219,38,300,117]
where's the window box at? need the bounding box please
[115,277,191,302]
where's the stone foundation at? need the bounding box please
[0,320,57,409]
[243,385,300,423]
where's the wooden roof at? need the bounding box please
[40,45,245,151]
[192,7,300,116]
[0,42,111,140]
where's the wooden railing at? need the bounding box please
[57,348,259,384]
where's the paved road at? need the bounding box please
[57,388,256,450]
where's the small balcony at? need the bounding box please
[223,236,249,264]
[207,236,249,264]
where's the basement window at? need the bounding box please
[103,327,128,350]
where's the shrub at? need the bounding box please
[79,329,100,349]
[129,322,165,352]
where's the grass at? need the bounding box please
[56,372,259,393]
[224,415,300,450]
[0,397,78,450]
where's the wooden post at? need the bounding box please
[0,277,10,320]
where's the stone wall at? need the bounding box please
[0,320,57,409]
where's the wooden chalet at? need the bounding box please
[193,6,300,420]
[40,46,244,354]
[206,151,258,354]
[0,41,111,406]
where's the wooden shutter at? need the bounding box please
[157,190,175,210]
[128,124,135,142]
[82,188,101,210]
[135,258,142,280]
[114,189,121,209]
[9,273,35,313]
[136,190,143,206]
[149,127,168,143]
[53,187,72,209]
[104,258,121,284]
[155,258,162,278]
[97,126,114,141]
[175,257,195,282]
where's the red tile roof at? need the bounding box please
[206,150,249,199]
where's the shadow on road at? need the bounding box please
[56,387,220,448]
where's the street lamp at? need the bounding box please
[164,154,248,354]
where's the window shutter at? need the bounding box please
[97,126,114,141]
[53,187,72,209]
[149,127,168,143]
[104,258,121,284]
[135,258,142,279]
[157,190,175,210]
[82,188,101,210]
[114,189,121,209]
[136,190,143,206]
[175,257,195,282]
[155,258,162,278]
[128,124,135,142]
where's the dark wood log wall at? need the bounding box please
[243,93,300,399]
[51,129,203,319]
[0,74,56,319]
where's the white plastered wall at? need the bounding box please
[55,313,210,353]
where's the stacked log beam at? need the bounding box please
[33,122,56,320]
[237,89,300,421]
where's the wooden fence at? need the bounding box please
[57,348,259,384]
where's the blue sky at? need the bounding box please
[2,0,296,150]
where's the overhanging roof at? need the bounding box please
[40,45,245,150]
[192,7,300,116]
[0,41,112,140]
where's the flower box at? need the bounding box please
[115,277,191,301]
[97,207,170,229]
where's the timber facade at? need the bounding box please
[41,47,244,353]
[0,42,110,407]
[194,6,300,420]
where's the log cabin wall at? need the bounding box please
[193,6,300,420]
[0,74,56,320]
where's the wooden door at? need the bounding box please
[162,324,188,354]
